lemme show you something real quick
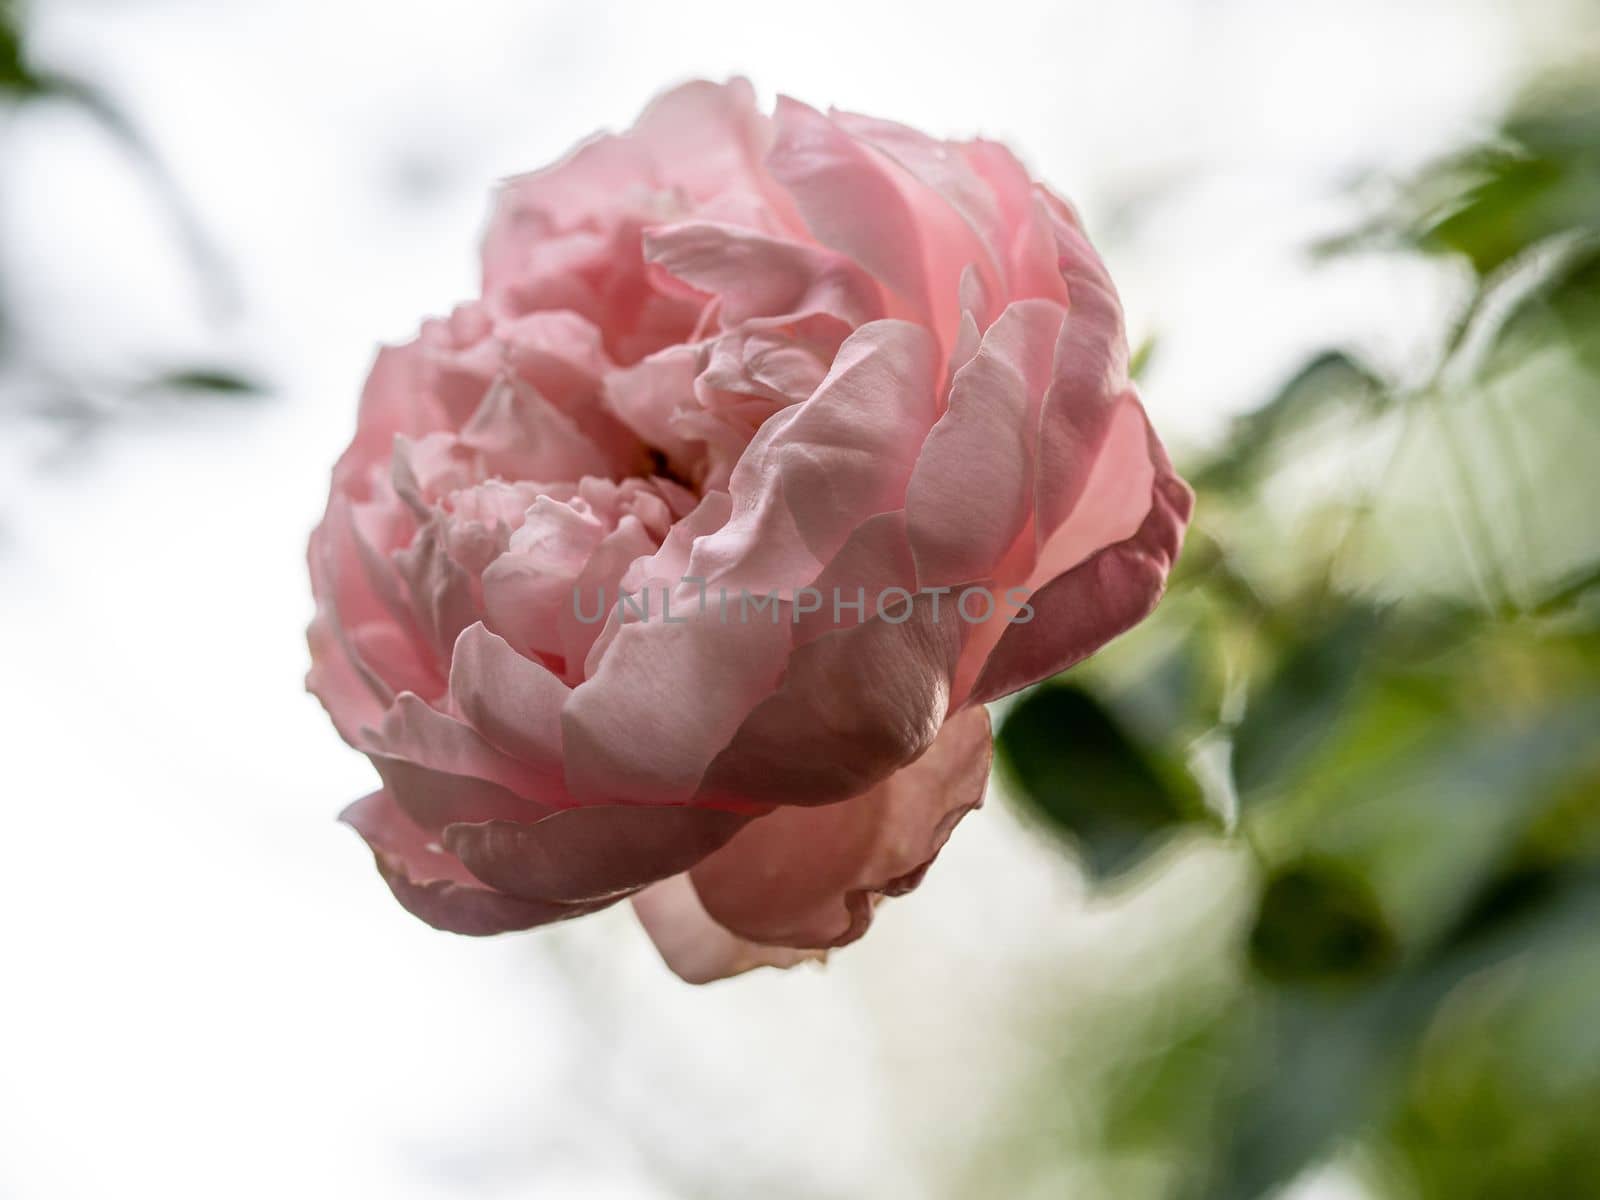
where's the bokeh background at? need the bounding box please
[3,1,1598,1196]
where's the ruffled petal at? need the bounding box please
[830,109,1006,330]
[699,598,965,808]
[906,299,1067,587]
[690,705,992,948]
[1035,211,1134,539]
[362,693,559,828]
[443,804,751,905]
[766,98,936,331]
[969,464,1193,704]
[342,791,612,936]
[447,623,569,773]
[330,341,452,494]
[643,221,883,328]
[630,77,795,224]
[699,512,966,808]
[562,321,942,807]
[631,874,824,984]
[687,319,940,592]
[561,601,795,805]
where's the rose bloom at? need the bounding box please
[308,79,1192,982]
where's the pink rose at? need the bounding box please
[308,79,1192,982]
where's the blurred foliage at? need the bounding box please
[0,0,258,435]
[996,54,1600,1200]
[1323,62,1600,276]
[997,683,1213,880]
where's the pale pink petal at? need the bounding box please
[392,516,481,664]
[362,693,559,828]
[603,345,707,481]
[305,610,388,746]
[460,377,618,484]
[1035,212,1133,538]
[632,874,825,984]
[447,623,569,774]
[830,109,1006,330]
[1029,394,1157,584]
[342,791,609,936]
[631,78,802,230]
[444,805,752,905]
[905,299,1067,587]
[330,342,451,493]
[483,136,656,292]
[643,221,883,328]
[561,605,794,805]
[951,394,1160,704]
[697,573,966,809]
[766,97,934,330]
[690,705,992,948]
[687,319,941,593]
[969,466,1193,704]
[580,491,734,678]
[962,145,1072,306]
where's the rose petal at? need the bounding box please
[631,874,824,984]
[1035,211,1133,539]
[697,575,966,809]
[905,299,1067,587]
[830,109,1006,329]
[687,319,940,593]
[331,342,451,494]
[447,622,570,773]
[444,804,751,904]
[362,693,558,828]
[767,97,935,330]
[644,221,883,328]
[690,705,992,948]
[342,791,608,936]
[969,465,1193,704]
[561,602,794,805]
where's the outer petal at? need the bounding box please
[830,109,1007,328]
[631,874,824,984]
[362,694,558,829]
[341,791,610,936]
[698,513,966,809]
[905,299,1066,587]
[330,341,451,494]
[962,144,1072,305]
[630,77,798,225]
[766,98,936,333]
[447,623,569,773]
[560,598,795,806]
[690,705,993,948]
[969,461,1193,704]
[443,805,751,905]
[1035,213,1134,539]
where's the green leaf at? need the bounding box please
[1249,859,1398,983]
[1418,150,1575,275]
[1229,604,1389,800]
[1483,236,1600,370]
[1191,352,1388,495]
[1128,333,1159,382]
[143,367,266,398]
[995,682,1209,879]
[0,0,44,97]
[1248,685,1600,979]
[1374,876,1600,1200]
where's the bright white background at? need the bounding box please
[0,1,1568,1195]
